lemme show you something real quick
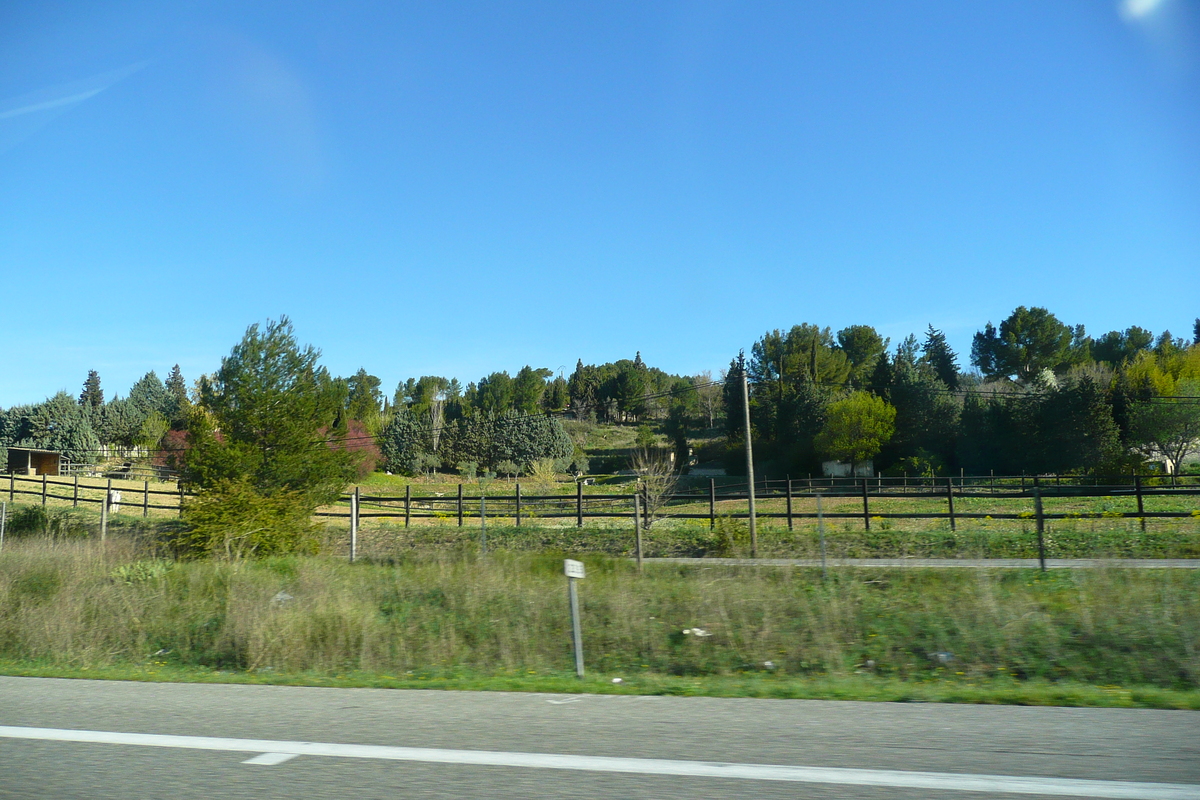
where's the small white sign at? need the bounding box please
[109,490,121,514]
[564,559,585,579]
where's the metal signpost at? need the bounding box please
[564,559,586,678]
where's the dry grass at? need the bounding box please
[1,536,1197,692]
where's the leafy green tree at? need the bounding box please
[79,370,104,410]
[346,368,383,422]
[1128,380,1200,477]
[837,325,889,387]
[971,306,1076,382]
[136,411,170,453]
[1091,327,1154,366]
[492,412,574,470]
[723,352,747,440]
[129,371,172,418]
[568,359,601,417]
[379,407,436,474]
[750,325,851,396]
[543,375,568,411]
[475,371,514,414]
[813,391,896,472]
[93,398,143,448]
[875,357,959,470]
[920,325,960,390]
[1033,377,1122,474]
[184,317,355,506]
[512,366,552,413]
[613,358,649,421]
[174,478,318,559]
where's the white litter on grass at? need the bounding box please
[612,678,623,684]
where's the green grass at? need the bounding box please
[2,661,1195,709]
[1,537,1197,708]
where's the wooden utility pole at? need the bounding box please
[742,373,757,558]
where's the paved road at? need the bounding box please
[0,677,1196,799]
[645,557,1200,568]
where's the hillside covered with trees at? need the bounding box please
[2,309,1199,486]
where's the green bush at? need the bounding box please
[176,479,318,559]
[4,506,87,539]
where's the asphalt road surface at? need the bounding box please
[0,677,1196,800]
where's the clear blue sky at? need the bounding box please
[2,0,1197,406]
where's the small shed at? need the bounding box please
[6,447,64,476]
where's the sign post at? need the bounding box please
[564,559,586,678]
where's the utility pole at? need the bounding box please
[742,372,757,558]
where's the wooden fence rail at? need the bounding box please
[5,473,1199,531]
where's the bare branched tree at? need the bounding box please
[632,448,679,529]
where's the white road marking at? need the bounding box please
[242,752,299,765]
[545,696,588,705]
[0,725,1196,799]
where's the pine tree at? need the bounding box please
[165,364,189,427]
[921,325,960,390]
[79,370,104,409]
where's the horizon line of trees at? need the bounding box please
[725,309,1200,479]
[2,309,1198,481]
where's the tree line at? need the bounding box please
[725,309,1200,479]
[2,308,1198,484]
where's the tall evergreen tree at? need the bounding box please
[920,325,960,390]
[165,364,189,427]
[79,370,104,409]
[186,317,355,503]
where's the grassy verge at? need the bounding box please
[2,661,1195,709]
[1,538,1198,707]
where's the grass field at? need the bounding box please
[0,536,1197,708]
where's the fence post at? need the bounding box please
[708,478,716,530]
[143,480,149,518]
[100,487,108,543]
[1034,484,1046,572]
[178,484,184,517]
[457,484,464,527]
[42,473,47,506]
[74,475,79,508]
[515,482,521,527]
[946,476,956,532]
[9,473,14,503]
[634,493,643,572]
[861,477,870,531]
[349,487,359,563]
[786,476,794,531]
[1134,474,1145,532]
[404,484,411,528]
[817,493,827,581]
[576,480,583,528]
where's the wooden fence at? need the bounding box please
[5,472,1199,530]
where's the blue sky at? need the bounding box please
[2,0,1197,406]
